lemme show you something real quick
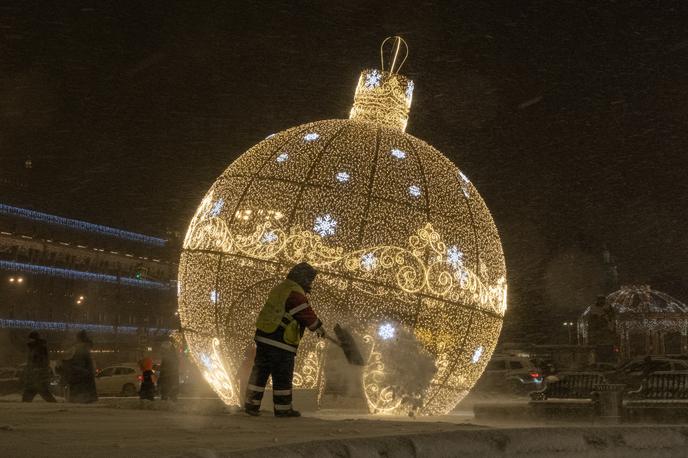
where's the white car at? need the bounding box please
[95,364,141,396]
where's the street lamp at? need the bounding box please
[562,321,575,345]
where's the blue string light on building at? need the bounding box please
[0,318,170,334]
[0,260,173,290]
[0,203,167,247]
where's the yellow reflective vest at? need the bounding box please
[256,279,304,347]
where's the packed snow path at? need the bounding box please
[1,399,687,457]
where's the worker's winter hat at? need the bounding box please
[287,262,318,289]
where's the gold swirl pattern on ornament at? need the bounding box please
[362,335,403,414]
[194,338,236,406]
[183,199,507,316]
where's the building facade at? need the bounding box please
[0,203,178,366]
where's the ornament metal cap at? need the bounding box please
[349,36,414,132]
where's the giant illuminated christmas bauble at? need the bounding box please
[178,39,507,415]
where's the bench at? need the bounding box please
[625,372,688,423]
[530,372,608,401]
[627,371,688,400]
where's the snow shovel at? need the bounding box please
[324,324,365,366]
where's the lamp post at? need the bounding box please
[562,321,575,345]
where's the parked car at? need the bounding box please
[475,355,543,394]
[95,364,141,396]
[607,357,688,389]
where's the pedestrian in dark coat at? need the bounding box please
[138,356,156,401]
[22,331,57,402]
[158,341,179,401]
[65,330,98,403]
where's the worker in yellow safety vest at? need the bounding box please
[244,262,325,417]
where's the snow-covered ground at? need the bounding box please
[1,397,687,457]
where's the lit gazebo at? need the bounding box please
[578,285,688,360]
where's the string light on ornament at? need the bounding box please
[178,36,507,416]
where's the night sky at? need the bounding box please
[2,1,687,340]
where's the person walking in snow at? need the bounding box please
[158,340,179,401]
[244,262,325,417]
[138,356,156,401]
[64,330,98,403]
[22,331,57,402]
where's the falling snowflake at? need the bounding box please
[313,213,337,237]
[361,252,377,271]
[336,171,350,183]
[471,346,484,364]
[406,80,414,100]
[378,323,396,340]
[210,290,219,304]
[276,152,289,163]
[446,245,464,269]
[261,231,278,244]
[408,185,421,197]
[391,148,406,159]
[365,70,382,89]
[210,199,224,217]
[304,132,320,142]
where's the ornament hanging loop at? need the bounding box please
[380,36,409,75]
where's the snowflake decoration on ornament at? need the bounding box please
[459,171,470,198]
[446,245,464,269]
[406,80,414,101]
[313,213,337,237]
[378,323,396,340]
[261,231,278,244]
[210,290,219,304]
[365,70,382,89]
[304,132,320,142]
[408,185,421,197]
[471,346,484,364]
[276,152,289,163]
[391,148,407,159]
[336,171,350,183]
[209,199,224,217]
[361,252,377,271]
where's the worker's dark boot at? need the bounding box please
[274,409,301,418]
[244,407,261,417]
